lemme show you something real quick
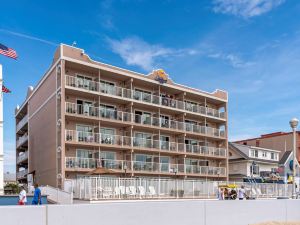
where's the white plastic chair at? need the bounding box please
[129,186,137,197]
[149,186,156,197]
[103,187,113,198]
[138,186,146,198]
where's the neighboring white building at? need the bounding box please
[228,142,280,182]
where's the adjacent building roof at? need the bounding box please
[229,142,279,164]
[279,151,292,165]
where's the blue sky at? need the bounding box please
[1,0,300,173]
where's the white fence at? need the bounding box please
[40,185,73,204]
[2,199,300,225]
[70,177,293,200]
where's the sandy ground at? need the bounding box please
[251,222,300,225]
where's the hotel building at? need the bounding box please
[15,44,228,188]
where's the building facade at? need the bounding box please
[235,132,300,162]
[228,143,280,181]
[16,44,228,188]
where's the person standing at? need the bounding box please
[32,183,42,205]
[18,186,27,205]
[238,185,246,200]
[218,188,224,200]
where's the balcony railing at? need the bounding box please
[16,169,28,179]
[16,133,28,148]
[16,114,28,132]
[65,130,226,157]
[65,102,225,138]
[16,151,28,164]
[65,130,131,147]
[65,157,125,170]
[65,102,131,122]
[65,157,226,176]
[65,75,226,120]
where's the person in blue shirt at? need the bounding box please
[32,183,42,205]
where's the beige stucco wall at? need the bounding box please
[28,68,58,187]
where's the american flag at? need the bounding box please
[0,43,17,59]
[2,85,11,93]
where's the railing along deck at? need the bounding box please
[65,75,226,120]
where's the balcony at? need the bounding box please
[16,151,28,164]
[65,130,131,147]
[65,157,125,170]
[16,133,28,148]
[65,103,225,138]
[65,102,131,122]
[16,114,28,132]
[185,123,225,138]
[65,130,226,158]
[65,157,226,176]
[16,169,28,179]
[65,75,226,120]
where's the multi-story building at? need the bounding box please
[235,132,300,162]
[228,142,280,181]
[15,44,228,188]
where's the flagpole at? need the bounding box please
[0,64,4,195]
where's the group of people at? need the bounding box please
[218,185,248,200]
[18,183,42,205]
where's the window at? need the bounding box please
[76,149,93,158]
[135,110,151,125]
[185,139,199,153]
[100,80,115,94]
[271,152,276,160]
[160,136,170,150]
[100,104,116,119]
[262,151,267,158]
[76,125,93,142]
[185,120,198,132]
[160,115,170,128]
[77,100,93,116]
[250,164,259,175]
[160,156,170,172]
[185,101,197,112]
[134,132,152,148]
[134,89,151,102]
[75,149,95,168]
[76,75,92,90]
[100,128,115,144]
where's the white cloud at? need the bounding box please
[213,0,285,18]
[107,37,197,71]
[208,52,255,68]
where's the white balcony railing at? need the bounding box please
[16,169,28,179]
[16,115,28,132]
[65,130,131,147]
[16,151,28,164]
[16,133,28,148]
[65,75,226,120]
[65,102,226,138]
[65,157,226,176]
[65,130,226,157]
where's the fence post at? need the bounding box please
[192,180,195,198]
